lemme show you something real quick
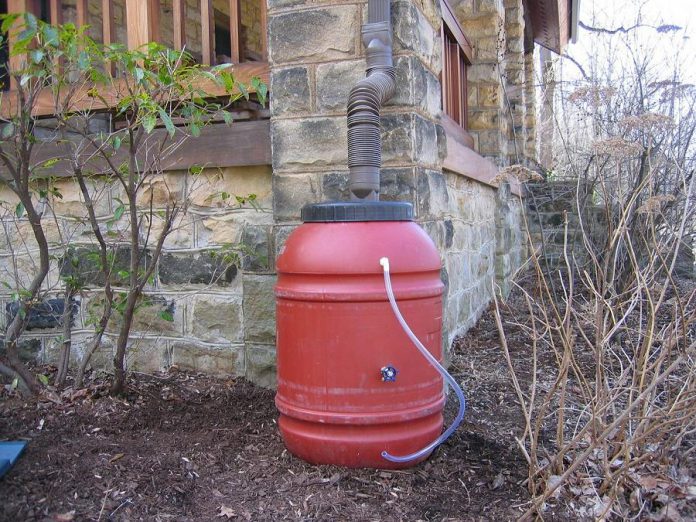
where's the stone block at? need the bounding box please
[415,115,439,167]
[6,298,77,330]
[269,6,358,64]
[142,213,194,250]
[322,171,350,201]
[380,168,416,203]
[274,225,297,261]
[171,341,244,376]
[469,110,500,131]
[478,84,501,107]
[245,344,277,389]
[271,66,311,116]
[392,2,438,69]
[188,166,273,209]
[52,178,111,219]
[389,56,440,113]
[468,64,499,83]
[159,252,238,286]
[417,169,449,219]
[241,225,272,272]
[0,337,42,363]
[136,173,186,209]
[190,294,243,343]
[273,173,320,222]
[243,275,276,344]
[268,0,305,8]
[272,118,347,170]
[316,60,366,113]
[125,338,169,373]
[381,113,415,164]
[60,246,150,287]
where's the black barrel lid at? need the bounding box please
[301,201,414,222]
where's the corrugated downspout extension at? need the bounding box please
[347,0,396,201]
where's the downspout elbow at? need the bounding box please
[346,11,396,201]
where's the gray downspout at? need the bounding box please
[347,0,396,201]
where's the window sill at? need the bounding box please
[441,115,522,196]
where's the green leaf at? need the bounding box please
[117,269,129,279]
[112,135,122,150]
[158,108,176,138]
[1,123,15,139]
[190,123,200,137]
[142,114,156,133]
[41,25,59,47]
[221,110,233,125]
[37,374,49,386]
[15,202,25,218]
[30,49,44,64]
[11,377,18,390]
[112,204,125,222]
[134,67,145,83]
[42,158,59,169]
[158,310,174,322]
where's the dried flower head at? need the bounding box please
[492,164,544,186]
[592,137,643,158]
[619,112,675,133]
[637,194,676,214]
[567,85,616,107]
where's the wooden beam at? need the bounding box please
[0,120,272,180]
[200,0,214,65]
[0,61,271,117]
[228,0,241,63]
[173,0,186,50]
[75,0,88,27]
[101,0,114,44]
[49,0,63,25]
[148,0,160,44]
[125,0,154,50]
[442,121,521,196]
[259,0,267,59]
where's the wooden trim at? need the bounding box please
[125,0,154,50]
[102,0,114,45]
[1,61,270,117]
[443,124,521,196]
[173,0,186,51]
[75,0,88,27]
[228,0,241,63]
[441,0,472,63]
[258,0,268,59]
[148,0,160,44]
[0,120,271,180]
[442,114,474,150]
[49,0,62,25]
[200,0,214,65]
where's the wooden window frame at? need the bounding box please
[440,0,472,140]
[2,0,270,116]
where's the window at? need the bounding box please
[441,0,472,129]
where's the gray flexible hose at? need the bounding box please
[379,257,467,464]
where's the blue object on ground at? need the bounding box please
[0,441,27,478]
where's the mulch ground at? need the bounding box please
[0,286,599,521]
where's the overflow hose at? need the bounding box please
[379,257,467,463]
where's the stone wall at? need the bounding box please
[0,0,535,388]
[0,163,277,387]
[450,0,537,166]
[268,0,528,353]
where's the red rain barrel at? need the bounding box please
[275,201,444,469]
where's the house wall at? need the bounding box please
[0,0,537,388]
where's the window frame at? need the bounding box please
[440,0,473,142]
